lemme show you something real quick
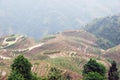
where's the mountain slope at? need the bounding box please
[27,30,102,57]
[103,45,120,67]
[85,14,120,49]
[0,30,106,59]
[0,30,115,80]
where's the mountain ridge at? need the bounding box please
[85,13,120,49]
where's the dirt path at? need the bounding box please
[28,43,44,51]
[10,43,44,52]
[0,55,11,60]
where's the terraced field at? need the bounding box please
[32,62,50,77]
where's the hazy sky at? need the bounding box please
[0,0,120,18]
[0,0,120,38]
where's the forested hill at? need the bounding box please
[85,14,120,49]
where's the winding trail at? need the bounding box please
[28,43,44,51]
[10,43,44,52]
[0,43,44,59]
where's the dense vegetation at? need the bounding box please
[8,55,39,80]
[108,61,119,80]
[85,14,120,49]
[83,59,106,80]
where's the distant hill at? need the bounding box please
[0,0,120,38]
[85,14,120,49]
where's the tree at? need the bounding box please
[108,61,119,80]
[8,71,24,80]
[83,59,106,76]
[84,72,106,80]
[83,59,106,80]
[8,55,40,80]
[32,74,42,80]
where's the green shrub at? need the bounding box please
[83,59,106,80]
[84,72,106,80]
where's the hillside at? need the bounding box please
[0,35,36,49]
[0,35,37,58]
[102,45,120,67]
[0,30,112,80]
[0,30,110,60]
[27,30,102,57]
[0,0,120,38]
[0,30,120,80]
[85,14,120,49]
[1,27,120,79]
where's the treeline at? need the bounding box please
[8,55,119,80]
